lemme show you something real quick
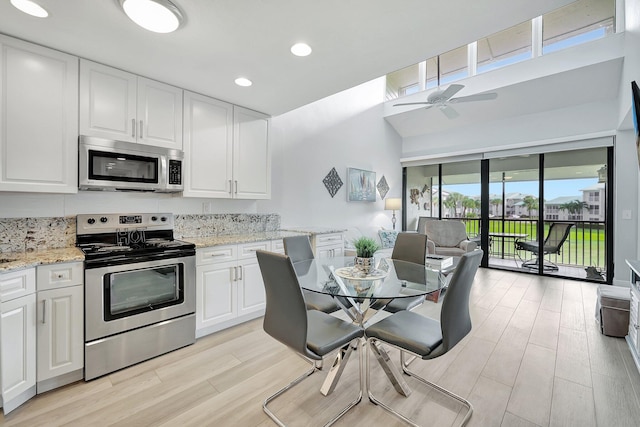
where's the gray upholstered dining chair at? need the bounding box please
[283,235,340,314]
[383,232,429,313]
[365,249,483,427]
[255,250,364,426]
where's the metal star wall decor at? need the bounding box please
[323,167,343,198]
[377,175,389,199]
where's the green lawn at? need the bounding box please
[463,218,606,269]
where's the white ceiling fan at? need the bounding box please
[393,84,498,119]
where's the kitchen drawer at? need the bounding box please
[0,268,36,302]
[197,245,237,266]
[316,233,343,247]
[271,239,285,254]
[36,262,83,291]
[238,241,270,260]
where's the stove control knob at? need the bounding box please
[87,218,96,225]
[100,217,108,223]
[151,216,158,221]
[161,216,167,222]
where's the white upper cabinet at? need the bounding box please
[183,91,233,198]
[0,35,78,193]
[80,59,183,149]
[136,77,183,148]
[233,106,270,199]
[183,93,270,199]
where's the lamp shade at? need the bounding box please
[385,198,402,210]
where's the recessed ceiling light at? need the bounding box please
[120,0,184,33]
[290,43,312,57]
[235,77,252,87]
[10,0,48,18]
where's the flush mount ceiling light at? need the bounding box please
[235,77,253,87]
[290,43,312,57]
[119,0,184,33]
[10,0,48,18]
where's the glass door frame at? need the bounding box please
[401,145,614,283]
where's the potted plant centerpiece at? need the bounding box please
[352,236,380,274]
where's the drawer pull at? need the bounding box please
[206,253,227,257]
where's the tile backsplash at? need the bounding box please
[0,213,281,253]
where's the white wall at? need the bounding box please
[259,78,403,230]
[0,191,258,218]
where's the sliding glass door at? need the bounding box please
[487,156,539,270]
[540,148,608,281]
[402,145,612,282]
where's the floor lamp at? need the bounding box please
[385,198,402,230]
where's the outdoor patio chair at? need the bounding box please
[515,222,574,271]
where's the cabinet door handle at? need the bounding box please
[139,120,143,139]
[234,180,238,194]
[238,265,243,281]
[132,119,136,138]
[232,266,237,281]
[42,300,46,324]
[228,180,233,195]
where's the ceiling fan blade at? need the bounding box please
[449,92,498,103]
[393,101,433,106]
[439,105,460,119]
[439,84,465,101]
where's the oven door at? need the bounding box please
[85,255,195,341]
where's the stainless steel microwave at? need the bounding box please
[79,136,183,192]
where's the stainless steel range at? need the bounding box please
[77,213,195,380]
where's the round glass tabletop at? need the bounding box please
[293,256,452,300]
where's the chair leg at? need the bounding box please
[366,338,473,427]
[521,256,559,272]
[263,339,363,427]
[401,353,474,427]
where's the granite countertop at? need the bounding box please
[0,230,318,272]
[0,247,85,273]
[181,230,308,248]
[280,226,347,235]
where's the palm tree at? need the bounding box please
[523,195,539,218]
[462,197,477,217]
[491,198,502,217]
[559,199,588,218]
[442,196,457,218]
[444,192,465,217]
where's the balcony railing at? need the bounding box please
[456,217,606,270]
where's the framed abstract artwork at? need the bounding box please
[347,168,376,202]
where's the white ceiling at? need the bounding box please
[0,0,574,116]
[385,57,624,138]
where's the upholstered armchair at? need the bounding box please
[421,219,477,256]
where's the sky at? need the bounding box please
[444,178,599,201]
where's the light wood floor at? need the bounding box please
[2,268,640,426]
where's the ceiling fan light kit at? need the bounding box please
[393,83,498,119]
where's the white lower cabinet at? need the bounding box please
[0,262,84,414]
[312,233,344,258]
[196,240,278,337]
[0,268,36,415]
[35,262,84,393]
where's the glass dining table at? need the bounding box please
[292,255,458,397]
